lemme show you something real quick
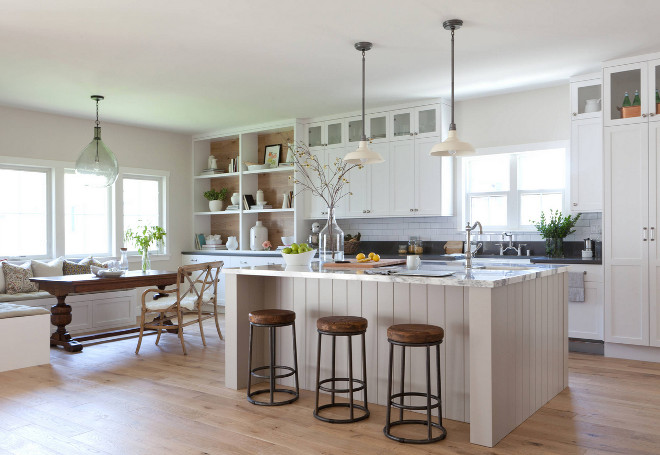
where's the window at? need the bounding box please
[64,171,112,256]
[122,175,165,252]
[464,147,566,229]
[0,166,51,257]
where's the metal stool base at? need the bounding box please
[314,402,370,424]
[383,420,447,444]
[247,388,298,406]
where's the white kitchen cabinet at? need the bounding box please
[304,149,328,219]
[570,74,602,120]
[648,122,660,347]
[368,112,388,143]
[307,120,345,151]
[389,140,417,216]
[570,118,603,212]
[604,123,650,345]
[389,105,441,142]
[345,143,390,217]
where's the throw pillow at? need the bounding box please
[31,257,65,277]
[3,261,39,294]
[62,256,106,275]
[0,260,6,294]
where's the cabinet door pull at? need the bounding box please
[572,202,578,206]
[410,208,414,212]
[572,112,577,116]
[652,227,656,241]
[409,133,414,136]
[642,113,648,118]
[643,227,648,241]
[414,132,418,135]
[650,113,656,117]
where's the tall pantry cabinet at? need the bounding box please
[603,52,660,348]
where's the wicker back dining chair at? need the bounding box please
[135,261,224,355]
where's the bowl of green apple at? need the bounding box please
[281,243,316,266]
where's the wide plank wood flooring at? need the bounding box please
[1,318,659,454]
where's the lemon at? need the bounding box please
[356,253,366,260]
[368,252,375,259]
[372,254,380,262]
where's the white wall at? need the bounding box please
[0,104,192,271]
[455,84,570,149]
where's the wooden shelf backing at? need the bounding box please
[256,171,294,210]
[210,138,239,173]
[257,211,294,248]
[256,130,294,166]
[210,212,240,243]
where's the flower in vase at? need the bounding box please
[262,240,272,251]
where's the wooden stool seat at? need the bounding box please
[317,316,368,333]
[249,309,296,325]
[387,324,444,344]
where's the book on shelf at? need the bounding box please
[278,162,294,167]
[200,168,225,175]
[194,233,206,249]
[225,205,240,211]
[250,205,272,210]
[202,244,227,250]
[243,194,256,210]
[229,158,239,173]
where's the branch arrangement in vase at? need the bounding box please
[124,225,166,271]
[531,210,581,239]
[287,141,363,208]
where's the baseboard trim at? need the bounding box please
[605,343,660,363]
[569,338,604,355]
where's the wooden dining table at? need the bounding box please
[31,270,179,352]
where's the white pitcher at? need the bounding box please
[584,99,601,113]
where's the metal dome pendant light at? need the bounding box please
[343,42,384,165]
[430,19,475,157]
[75,95,119,187]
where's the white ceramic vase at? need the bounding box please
[230,192,240,205]
[209,200,223,212]
[256,189,265,205]
[250,221,268,251]
[226,236,238,250]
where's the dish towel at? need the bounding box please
[568,271,585,302]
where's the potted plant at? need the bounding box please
[204,188,228,212]
[531,210,581,258]
[124,225,167,271]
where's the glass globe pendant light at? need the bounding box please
[430,19,475,157]
[75,95,118,187]
[343,42,384,165]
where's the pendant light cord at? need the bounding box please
[449,27,456,131]
[95,98,100,162]
[361,48,367,141]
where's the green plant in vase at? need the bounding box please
[124,225,167,271]
[204,188,228,212]
[531,210,581,258]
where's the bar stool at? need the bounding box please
[247,309,299,406]
[384,323,447,444]
[314,316,369,423]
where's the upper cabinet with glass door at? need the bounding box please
[603,56,660,126]
[389,105,441,141]
[570,73,602,121]
[307,120,345,152]
[346,112,389,144]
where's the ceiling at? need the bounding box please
[2,0,660,135]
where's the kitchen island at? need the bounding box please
[223,261,569,447]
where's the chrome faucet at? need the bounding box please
[495,232,527,256]
[465,221,483,269]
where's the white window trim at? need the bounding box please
[457,140,570,232]
[0,156,170,262]
[0,162,54,259]
[118,168,169,258]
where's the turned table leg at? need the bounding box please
[50,295,83,352]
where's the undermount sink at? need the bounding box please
[480,265,536,271]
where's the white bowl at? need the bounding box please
[281,249,316,267]
[247,164,270,171]
[281,236,295,246]
[91,265,124,278]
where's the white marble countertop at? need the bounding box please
[223,260,570,288]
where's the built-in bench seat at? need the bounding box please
[0,291,52,303]
[0,302,50,373]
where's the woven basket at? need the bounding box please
[344,240,361,256]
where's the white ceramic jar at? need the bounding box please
[250,221,268,251]
[226,236,238,250]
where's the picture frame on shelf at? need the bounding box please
[264,144,281,168]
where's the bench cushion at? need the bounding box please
[0,291,52,303]
[146,290,215,312]
[0,302,50,319]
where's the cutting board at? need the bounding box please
[322,258,406,269]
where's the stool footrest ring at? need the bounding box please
[318,377,366,394]
[389,391,441,411]
[250,365,296,380]
[314,402,370,424]
[247,388,298,406]
[384,419,447,444]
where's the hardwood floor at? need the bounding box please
[1,318,659,454]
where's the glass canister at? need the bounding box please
[319,207,344,262]
[119,247,129,271]
[414,239,424,255]
[408,238,416,254]
[398,244,408,255]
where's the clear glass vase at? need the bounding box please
[141,249,151,271]
[545,238,564,258]
[319,207,344,262]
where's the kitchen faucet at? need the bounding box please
[495,232,527,256]
[464,221,483,269]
